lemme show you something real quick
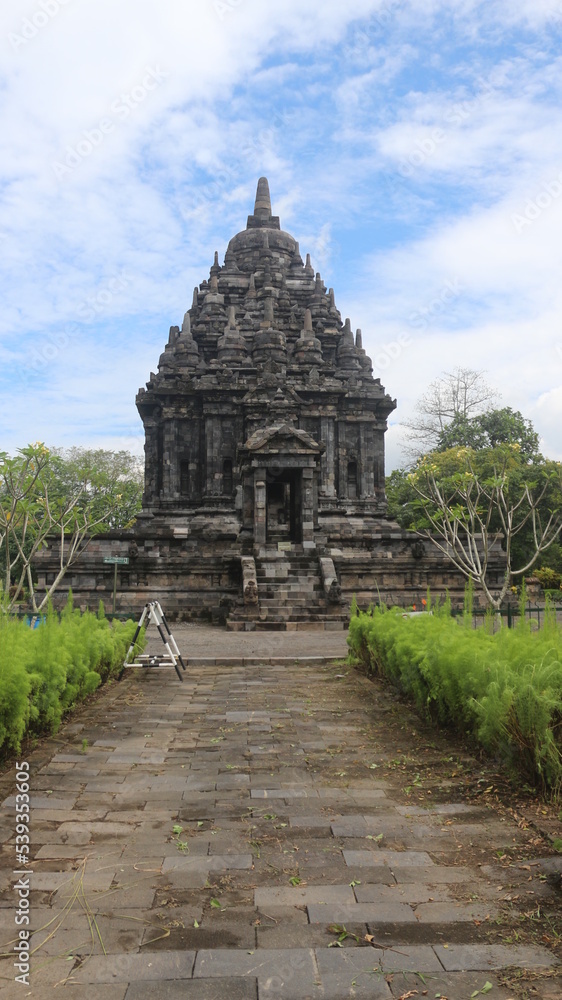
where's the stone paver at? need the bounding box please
[127,981,258,1000]
[343,849,433,867]
[255,885,355,906]
[0,633,560,999]
[434,943,560,971]
[148,623,348,662]
[307,901,417,923]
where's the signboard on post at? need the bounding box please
[104,556,130,613]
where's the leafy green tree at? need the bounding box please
[437,407,540,460]
[539,542,562,576]
[0,444,143,613]
[50,448,143,531]
[388,406,544,529]
[386,467,420,528]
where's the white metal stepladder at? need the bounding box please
[120,601,187,682]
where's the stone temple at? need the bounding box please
[37,178,467,626]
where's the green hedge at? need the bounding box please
[0,603,143,755]
[348,603,562,797]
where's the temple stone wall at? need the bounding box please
[36,529,493,623]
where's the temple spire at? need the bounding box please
[254,177,272,218]
[246,176,280,230]
[210,250,221,278]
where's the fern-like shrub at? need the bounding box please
[0,602,144,755]
[348,603,562,797]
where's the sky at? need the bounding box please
[1,0,561,473]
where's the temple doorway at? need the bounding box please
[266,470,302,543]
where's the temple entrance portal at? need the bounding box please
[266,470,302,543]
[238,422,324,548]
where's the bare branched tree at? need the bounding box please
[402,367,499,460]
[0,444,143,613]
[409,446,562,610]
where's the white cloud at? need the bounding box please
[0,1,393,332]
[533,384,562,461]
[350,172,562,469]
[332,43,562,470]
[0,0,561,473]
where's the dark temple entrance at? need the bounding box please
[266,470,302,543]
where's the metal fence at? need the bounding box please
[10,601,562,631]
[418,602,562,630]
[454,603,562,629]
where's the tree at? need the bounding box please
[402,367,498,459]
[386,467,419,529]
[407,445,562,610]
[539,541,562,576]
[437,407,540,461]
[388,406,544,530]
[0,444,143,613]
[50,448,143,530]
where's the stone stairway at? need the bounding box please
[227,545,348,631]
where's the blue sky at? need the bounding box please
[1,0,561,471]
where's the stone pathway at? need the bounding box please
[152,623,350,663]
[0,633,560,999]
